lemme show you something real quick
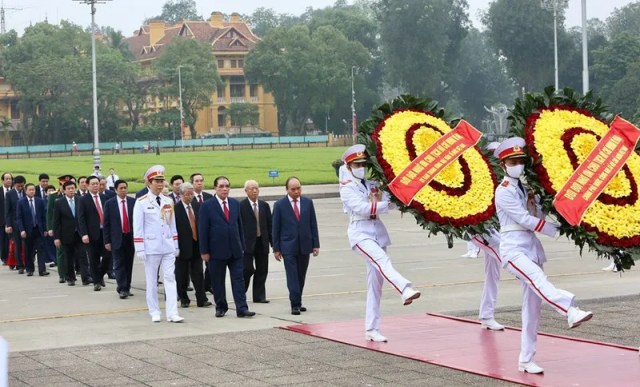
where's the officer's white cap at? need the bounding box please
[485,141,500,152]
[342,144,367,164]
[144,165,166,182]
[494,137,526,161]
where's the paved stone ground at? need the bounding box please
[8,294,639,387]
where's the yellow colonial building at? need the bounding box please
[122,11,278,137]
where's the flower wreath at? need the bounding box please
[358,95,499,243]
[511,87,639,269]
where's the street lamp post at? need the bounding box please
[581,0,589,94]
[177,65,185,148]
[541,0,563,91]
[73,0,112,169]
[351,66,357,143]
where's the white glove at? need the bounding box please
[135,251,146,261]
[175,249,180,257]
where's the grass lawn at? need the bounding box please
[2,147,343,192]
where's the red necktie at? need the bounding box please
[293,199,300,221]
[222,200,229,221]
[94,195,103,225]
[121,199,130,233]
[198,194,203,204]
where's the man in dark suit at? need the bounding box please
[78,176,110,291]
[15,183,48,276]
[5,175,26,273]
[0,172,12,266]
[48,175,73,282]
[174,182,210,308]
[190,173,213,204]
[169,175,184,204]
[103,179,135,299]
[240,180,272,303]
[34,173,49,200]
[99,177,116,200]
[191,172,213,292]
[53,180,90,286]
[77,176,89,197]
[198,176,255,318]
[272,177,320,315]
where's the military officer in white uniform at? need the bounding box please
[133,165,183,323]
[494,137,593,374]
[339,144,420,343]
[469,141,504,331]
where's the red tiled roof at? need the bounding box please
[122,18,260,61]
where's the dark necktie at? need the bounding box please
[517,181,526,196]
[30,199,36,225]
[198,194,203,204]
[156,196,161,206]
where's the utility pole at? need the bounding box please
[73,0,112,169]
[178,65,185,148]
[581,0,589,94]
[1,0,24,34]
[351,66,357,143]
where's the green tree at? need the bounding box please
[449,28,516,125]
[375,0,470,100]
[608,62,640,123]
[153,38,221,138]
[245,24,370,134]
[592,33,640,100]
[226,103,259,132]
[145,0,202,24]
[607,1,640,40]
[482,0,570,92]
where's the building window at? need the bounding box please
[10,100,19,119]
[230,76,245,98]
[230,59,237,68]
[217,59,224,68]
[238,59,244,68]
[217,106,226,128]
[250,84,258,98]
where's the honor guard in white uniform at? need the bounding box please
[469,141,504,331]
[339,144,421,343]
[133,165,183,323]
[494,137,593,374]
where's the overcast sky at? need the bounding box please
[7,0,637,37]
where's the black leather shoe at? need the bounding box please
[59,278,66,284]
[68,280,76,286]
[49,263,57,268]
[215,310,226,318]
[27,272,34,277]
[197,301,212,307]
[205,288,214,294]
[9,265,15,270]
[254,299,270,304]
[127,292,134,297]
[119,291,128,299]
[187,286,194,291]
[100,280,106,287]
[107,273,116,279]
[181,301,190,308]
[39,272,50,276]
[291,307,301,315]
[18,269,24,274]
[82,281,91,286]
[237,310,256,318]
[300,306,307,312]
[94,284,101,291]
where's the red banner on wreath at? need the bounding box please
[388,120,483,205]
[554,116,640,225]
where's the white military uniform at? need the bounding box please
[496,174,577,363]
[340,173,413,333]
[469,229,502,321]
[133,183,180,321]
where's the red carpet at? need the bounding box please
[283,313,640,386]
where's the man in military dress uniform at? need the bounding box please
[494,137,593,374]
[133,165,183,323]
[339,144,421,343]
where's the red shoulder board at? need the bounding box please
[500,181,509,187]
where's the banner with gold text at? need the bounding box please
[554,116,640,225]
[388,120,482,205]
